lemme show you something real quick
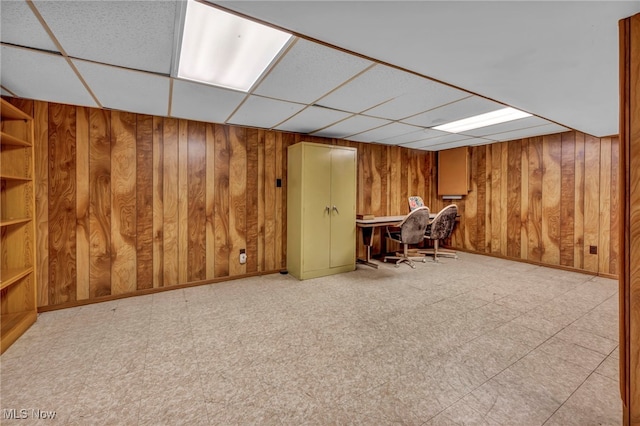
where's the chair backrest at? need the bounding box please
[408,196,425,211]
[428,204,458,240]
[399,206,431,244]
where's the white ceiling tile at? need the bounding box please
[275,105,352,134]
[364,82,470,120]
[228,96,306,129]
[171,79,246,124]
[312,115,390,139]
[0,0,58,52]
[34,0,178,74]
[315,64,435,113]
[346,122,423,144]
[378,128,448,145]
[0,46,97,107]
[485,123,570,142]
[74,60,169,117]
[459,116,552,137]
[402,96,505,128]
[422,137,494,151]
[399,132,470,149]
[254,38,372,104]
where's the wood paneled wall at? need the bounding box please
[8,100,295,308]
[7,99,435,309]
[429,132,620,277]
[6,98,618,309]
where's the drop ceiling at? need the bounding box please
[2,1,638,152]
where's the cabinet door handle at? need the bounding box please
[332,205,339,214]
[325,206,331,214]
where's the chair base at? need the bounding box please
[418,240,458,262]
[383,244,427,268]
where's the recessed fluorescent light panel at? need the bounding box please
[177,1,292,92]
[432,107,532,133]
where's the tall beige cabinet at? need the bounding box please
[0,98,37,354]
[287,142,357,280]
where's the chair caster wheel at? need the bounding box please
[422,259,426,263]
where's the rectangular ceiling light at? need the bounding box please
[432,107,532,133]
[177,1,292,92]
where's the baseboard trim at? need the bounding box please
[37,269,284,313]
[447,247,619,280]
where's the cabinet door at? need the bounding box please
[302,144,332,271]
[330,148,356,267]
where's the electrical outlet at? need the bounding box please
[239,249,247,264]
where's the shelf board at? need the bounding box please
[0,267,33,291]
[1,131,31,147]
[0,99,31,121]
[0,174,31,181]
[0,217,31,227]
[1,310,37,354]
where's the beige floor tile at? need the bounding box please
[537,336,607,371]
[544,373,622,426]
[460,369,561,425]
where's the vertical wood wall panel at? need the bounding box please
[75,107,90,300]
[274,134,284,269]
[583,135,601,273]
[48,103,77,305]
[476,146,487,251]
[33,101,49,307]
[263,131,276,271]
[136,115,153,290]
[574,133,586,270]
[229,126,247,276]
[205,124,216,280]
[177,120,188,284]
[599,137,612,275]
[110,111,137,295]
[214,125,230,277]
[465,147,478,251]
[187,121,207,282]
[541,134,561,265]
[152,117,163,288]
[88,109,111,298]
[257,130,266,272]
[560,132,576,267]
[506,140,521,258]
[520,139,529,259]
[162,118,178,286]
[610,138,620,276]
[245,129,259,274]
[527,137,543,262]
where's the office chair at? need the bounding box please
[420,204,458,262]
[383,206,431,268]
[408,196,425,211]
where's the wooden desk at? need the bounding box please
[356,215,434,268]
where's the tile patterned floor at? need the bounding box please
[0,253,621,425]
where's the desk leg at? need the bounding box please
[356,227,379,268]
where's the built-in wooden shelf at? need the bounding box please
[0,267,33,291]
[0,174,31,181]
[0,311,38,353]
[1,102,31,121]
[1,97,37,354]
[0,217,31,228]
[0,131,31,147]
